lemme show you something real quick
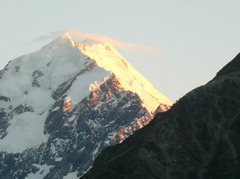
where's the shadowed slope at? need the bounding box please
[81,53,240,179]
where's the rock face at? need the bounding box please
[0,33,172,179]
[81,53,240,179]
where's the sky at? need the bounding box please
[1,0,240,102]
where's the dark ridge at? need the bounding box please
[214,53,240,79]
[81,52,240,179]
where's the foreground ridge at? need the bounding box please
[81,53,240,179]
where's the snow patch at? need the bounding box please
[108,131,117,140]
[92,142,101,160]
[104,140,110,145]
[67,66,111,105]
[78,147,85,152]
[55,157,63,161]
[0,112,49,153]
[26,164,53,179]
[63,171,78,179]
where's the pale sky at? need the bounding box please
[1,0,239,101]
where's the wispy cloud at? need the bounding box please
[69,30,161,58]
[30,31,64,43]
[31,29,161,59]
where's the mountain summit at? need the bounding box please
[0,33,172,178]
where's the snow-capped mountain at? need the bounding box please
[0,33,172,178]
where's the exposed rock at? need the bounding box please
[0,70,4,80]
[15,65,20,72]
[11,104,34,115]
[62,97,71,112]
[0,109,9,139]
[81,53,240,179]
[0,61,11,79]
[32,70,44,87]
[0,96,11,102]
[153,103,171,115]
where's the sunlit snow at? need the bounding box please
[65,33,173,112]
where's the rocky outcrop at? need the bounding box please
[32,70,44,87]
[81,53,240,179]
[0,61,11,80]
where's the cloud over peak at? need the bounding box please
[31,29,161,59]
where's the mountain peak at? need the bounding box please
[75,39,172,111]
[45,34,173,111]
[61,32,73,40]
[60,32,103,48]
[60,32,85,46]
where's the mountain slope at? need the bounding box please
[0,33,172,178]
[81,53,240,179]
